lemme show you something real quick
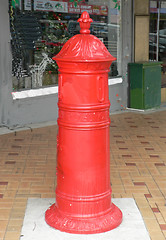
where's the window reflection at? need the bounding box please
[9,0,121,90]
[150,0,166,88]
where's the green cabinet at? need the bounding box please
[128,62,161,109]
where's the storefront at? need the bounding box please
[0,0,133,127]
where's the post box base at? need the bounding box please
[45,203,122,234]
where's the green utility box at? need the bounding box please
[128,62,162,109]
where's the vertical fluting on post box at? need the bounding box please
[45,11,122,234]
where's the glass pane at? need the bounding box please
[9,0,122,91]
[149,1,158,61]
[160,1,166,88]
[149,0,166,88]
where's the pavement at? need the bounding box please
[20,198,150,240]
[0,108,166,240]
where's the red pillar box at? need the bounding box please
[45,11,122,234]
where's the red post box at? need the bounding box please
[45,11,122,234]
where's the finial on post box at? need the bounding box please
[78,11,93,34]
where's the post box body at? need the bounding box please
[45,12,122,234]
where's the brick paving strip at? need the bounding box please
[0,112,165,239]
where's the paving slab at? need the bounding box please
[20,198,150,240]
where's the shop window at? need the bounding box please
[9,0,122,91]
[149,0,166,88]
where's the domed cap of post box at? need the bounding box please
[53,11,116,63]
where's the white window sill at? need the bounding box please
[12,86,59,100]
[12,77,123,100]
[108,77,123,85]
